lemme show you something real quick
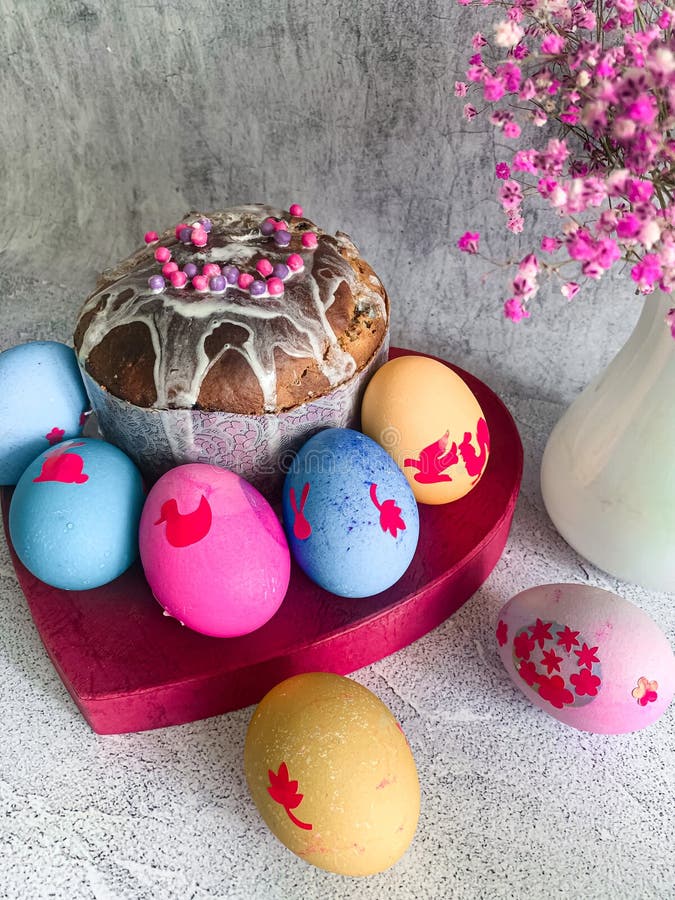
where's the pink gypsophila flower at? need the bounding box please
[626,179,654,203]
[595,238,621,269]
[500,179,523,210]
[519,78,536,101]
[463,104,478,121]
[472,32,487,49]
[561,282,580,300]
[627,94,657,126]
[631,254,663,291]
[497,61,521,92]
[506,212,524,233]
[541,34,565,55]
[541,236,561,253]
[457,231,480,254]
[503,121,521,138]
[616,213,641,239]
[512,149,538,173]
[495,162,511,179]
[518,253,539,279]
[454,81,467,97]
[484,75,506,102]
[560,108,580,125]
[667,308,675,339]
[567,229,597,261]
[494,20,524,48]
[504,298,530,321]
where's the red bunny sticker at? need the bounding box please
[289,483,312,540]
[33,442,88,484]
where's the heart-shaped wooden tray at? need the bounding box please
[1,349,522,734]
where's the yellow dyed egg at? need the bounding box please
[243,672,420,876]
[361,355,490,504]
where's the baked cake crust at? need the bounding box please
[74,204,389,415]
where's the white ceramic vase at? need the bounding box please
[541,290,675,593]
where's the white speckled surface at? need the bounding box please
[1,0,674,896]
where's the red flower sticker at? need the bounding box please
[556,625,580,653]
[512,620,603,710]
[517,660,540,686]
[529,618,553,648]
[267,762,312,831]
[45,427,65,445]
[570,667,601,697]
[496,620,508,647]
[540,647,563,675]
[513,631,535,660]
[537,675,574,709]
[575,643,600,669]
[632,677,659,707]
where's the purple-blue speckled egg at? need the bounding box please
[282,428,419,598]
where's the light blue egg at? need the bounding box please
[9,438,145,590]
[0,341,90,485]
[282,428,419,598]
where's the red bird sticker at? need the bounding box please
[267,762,312,830]
[404,431,459,483]
[369,483,406,538]
[404,418,490,484]
[155,494,212,547]
[33,442,88,484]
[289,483,312,540]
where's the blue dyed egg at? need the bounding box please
[282,429,419,597]
[0,341,89,485]
[9,438,145,590]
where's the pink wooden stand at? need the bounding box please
[1,349,523,734]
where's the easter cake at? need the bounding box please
[73,204,390,491]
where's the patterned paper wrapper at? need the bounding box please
[80,338,389,497]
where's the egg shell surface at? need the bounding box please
[139,464,290,638]
[360,355,490,504]
[0,341,89,485]
[496,583,675,733]
[282,428,419,598]
[9,437,144,590]
[244,672,420,876]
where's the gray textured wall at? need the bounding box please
[0,0,636,403]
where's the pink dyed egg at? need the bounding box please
[139,464,291,638]
[496,583,675,733]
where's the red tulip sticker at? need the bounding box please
[404,431,459,483]
[33,442,88,484]
[267,762,313,830]
[369,483,406,538]
[155,495,212,547]
[289,483,312,540]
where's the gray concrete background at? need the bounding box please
[0,3,673,899]
[0,0,638,399]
